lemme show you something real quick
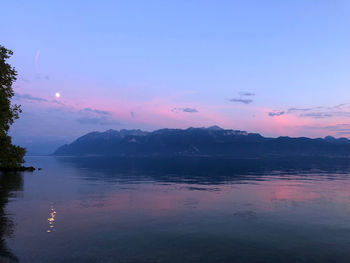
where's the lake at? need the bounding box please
[1,156,350,262]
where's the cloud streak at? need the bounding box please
[35,49,40,67]
[270,103,350,119]
[171,107,199,113]
[323,124,350,135]
[76,117,122,126]
[239,92,255,96]
[15,93,48,102]
[268,111,285,117]
[228,98,253,104]
[182,107,199,113]
[83,107,112,115]
[229,91,255,104]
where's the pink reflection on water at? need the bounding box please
[54,175,350,223]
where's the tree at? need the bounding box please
[0,46,26,169]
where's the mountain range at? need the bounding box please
[53,126,350,157]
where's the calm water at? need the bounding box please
[2,156,350,262]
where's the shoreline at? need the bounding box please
[0,166,37,172]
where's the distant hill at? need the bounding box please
[53,127,350,157]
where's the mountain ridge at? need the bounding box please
[53,127,350,157]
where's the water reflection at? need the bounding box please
[46,203,56,233]
[0,172,23,263]
[57,156,350,184]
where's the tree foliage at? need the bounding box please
[0,46,25,169]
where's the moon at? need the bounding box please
[55,92,61,98]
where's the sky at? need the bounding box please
[1,0,350,154]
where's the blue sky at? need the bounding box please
[1,0,350,154]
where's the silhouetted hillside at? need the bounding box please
[53,127,350,157]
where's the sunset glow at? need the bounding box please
[2,0,350,154]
